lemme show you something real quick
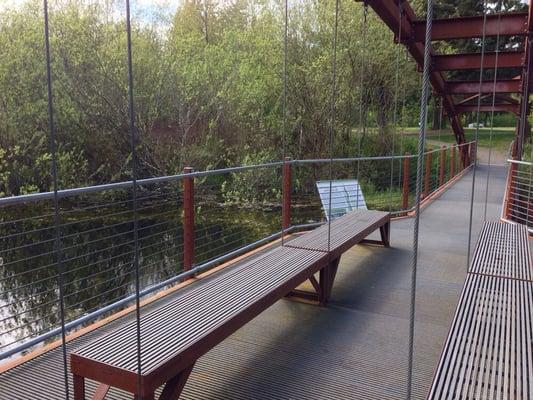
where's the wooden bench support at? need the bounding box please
[361,222,390,247]
[74,366,194,400]
[70,210,391,400]
[319,258,339,305]
[73,374,85,400]
[92,384,110,400]
[157,363,194,400]
[73,378,111,400]
[286,258,340,305]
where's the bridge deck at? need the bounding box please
[0,164,514,400]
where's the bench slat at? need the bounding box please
[428,221,533,400]
[71,209,389,395]
[74,246,323,373]
[428,274,533,399]
[469,221,531,280]
[287,210,388,254]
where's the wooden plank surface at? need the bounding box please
[286,210,389,254]
[71,210,389,392]
[469,221,532,280]
[73,246,325,374]
[428,274,533,399]
[429,221,533,400]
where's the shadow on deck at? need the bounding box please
[0,164,508,400]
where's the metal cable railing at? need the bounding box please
[0,143,474,361]
[502,159,533,231]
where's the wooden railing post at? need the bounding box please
[450,146,456,178]
[282,157,292,230]
[424,151,432,198]
[439,147,445,187]
[504,162,517,220]
[183,167,194,272]
[402,155,410,210]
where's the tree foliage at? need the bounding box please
[0,0,421,196]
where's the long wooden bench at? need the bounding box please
[428,221,532,400]
[70,209,390,400]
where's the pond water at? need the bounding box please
[0,194,323,357]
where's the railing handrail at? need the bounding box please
[0,141,475,207]
[507,158,533,166]
[0,139,476,361]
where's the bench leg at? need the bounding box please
[159,363,195,400]
[361,222,390,247]
[319,258,340,305]
[91,384,110,400]
[73,374,86,400]
[380,222,390,247]
[134,395,154,400]
[285,275,321,302]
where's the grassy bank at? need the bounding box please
[403,127,515,153]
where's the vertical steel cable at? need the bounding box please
[399,56,408,186]
[434,98,444,195]
[483,5,502,220]
[389,0,403,211]
[327,0,340,252]
[407,0,432,396]
[518,39,532,159]
[437,99,443,143]
[466,2,487,266]
[124,0,143,396]
[43,1,70,397]
[521,39,532,226]
[517,39,531,160]
[356,2,368,210]
[281,0,288,245]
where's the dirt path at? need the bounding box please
[427,139,509,166]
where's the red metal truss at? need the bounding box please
[446,79,521,94]
[514,2,533,158]
[433,52,524,71]
[412,13,528,41]
[366,0,532,159]
[455,104,520,114]
[365,0,466,147]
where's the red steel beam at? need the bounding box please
[413,13,528,41]
[446,79,521,94]
[365,0,466,146]
[455,104,520,114]
[456,93,485,105]
[495,94,519,105]
[433,51,524,71]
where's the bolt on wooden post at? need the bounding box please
[183,167,195,273]
[282,157,292,231]
[424,151,432,198]
[402,155,410,210]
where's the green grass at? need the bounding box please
[403,127,515,153]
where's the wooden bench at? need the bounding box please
[428,221,532,399]
[70,209,390,400]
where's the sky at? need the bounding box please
[0,0,179,15]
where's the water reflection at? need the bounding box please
[0,191,314,356]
